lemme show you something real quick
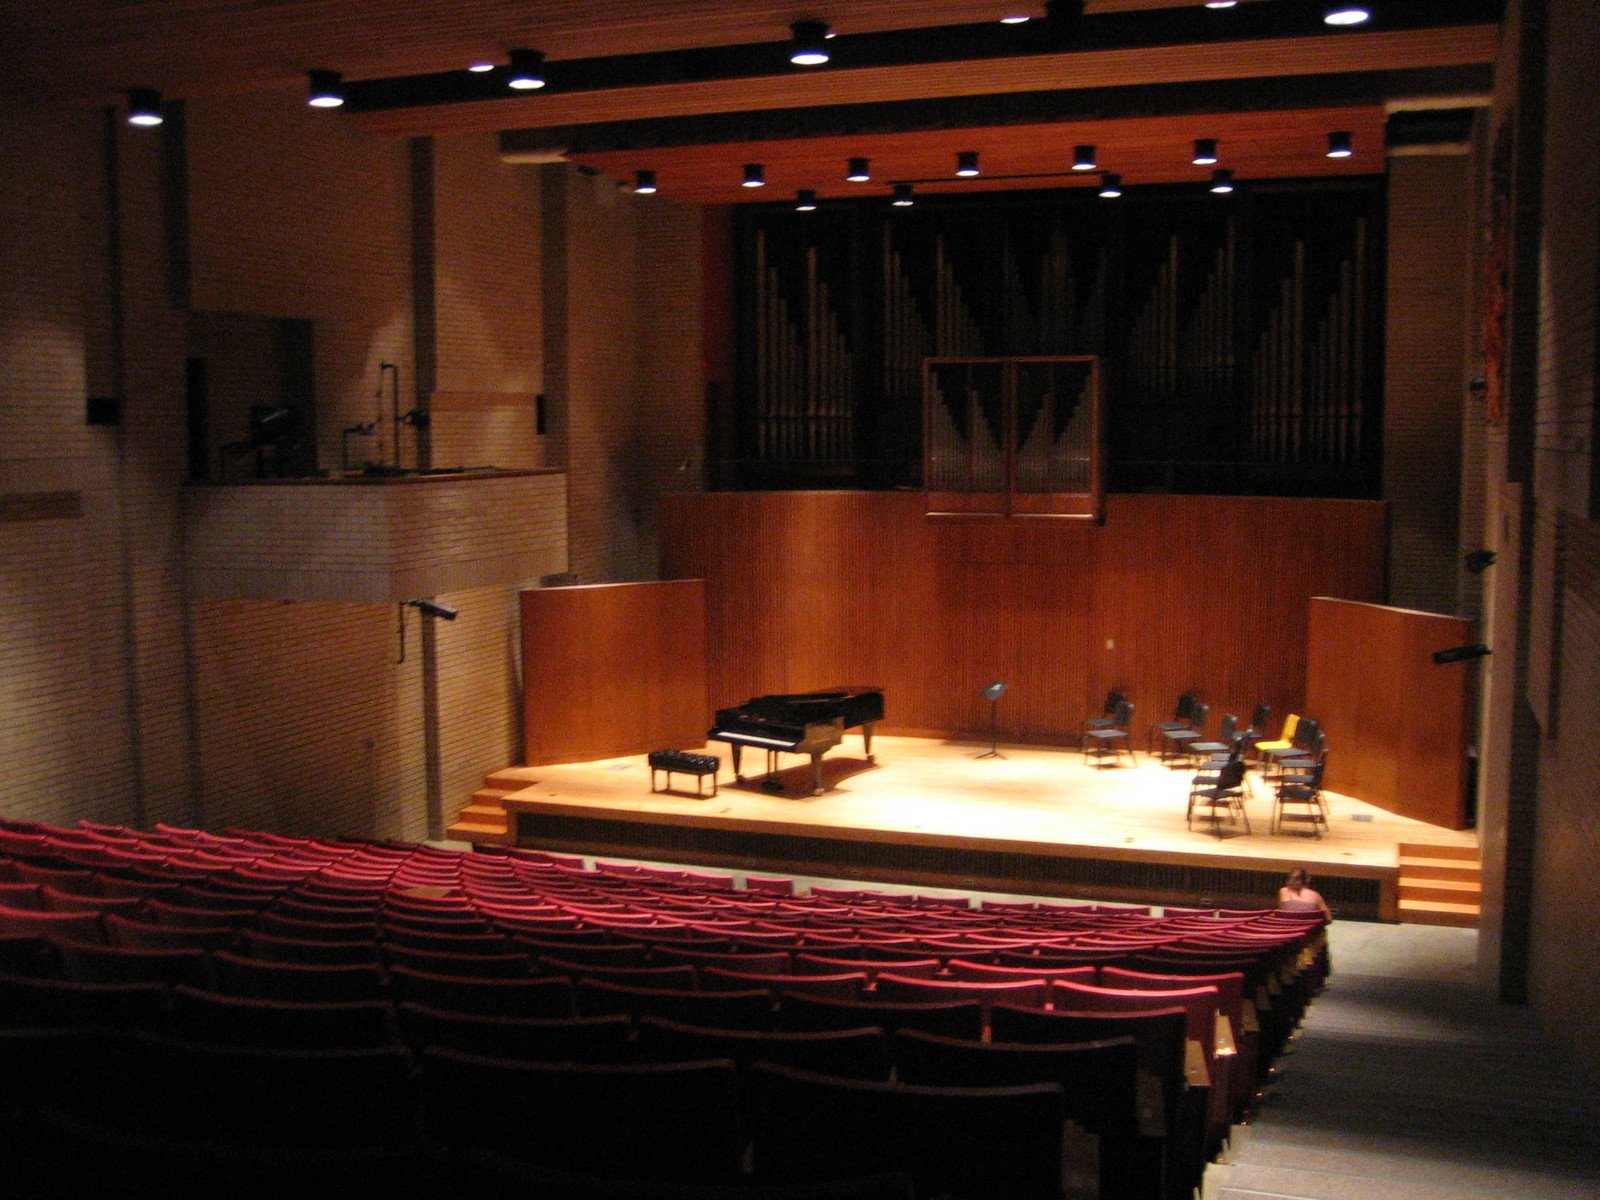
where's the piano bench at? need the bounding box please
[648,750,720,797]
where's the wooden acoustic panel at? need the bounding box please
[521,580,708,766]
[659,491,1386,747]
[1306,597,1472,830]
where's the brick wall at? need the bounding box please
[1384,154,1473,614]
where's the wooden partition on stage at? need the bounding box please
[660,492,1386,745]
[1306,597,1472,830]
[520,581,708,767]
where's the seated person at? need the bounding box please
[1279,867,1332,919]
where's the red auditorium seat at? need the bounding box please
[0,974,167,1031]
[169,985,401,1049]
[748,1062,1067,1200]
[253,910,378,942]
[420,1049,743,1183]
[775,992,985,1041]
[238,928,379,964]
[535,957,697,988]
[54,938,213,989]
[396,1003,634,1064]
[701,967,868,1002]
[388,965,575,1019]
[107,913,236,953]
[574,978,776,1029]
[511,936,652,966]
[943,959,1097,986]
[0,905,105,945]
[874,973,1051,1013]
[649,946,793,974]
[210,951,389,1003]
[382,944,531,978]
[637,1016,890,1080]
[792,953,941,982]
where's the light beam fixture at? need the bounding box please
[742,162,766,188]
[1210,168,1235,193]
[633,169,658,194]
[507,48,546,89]
[1073,144,1098,171]
[1098,173,1123,198]
[126,89,164,127]
[891,182,915,207]
[1192,138,1219,165]
[307,70,345,108]
[1324,4,1371,25]
[846,157,871,182]
[790,21,831,66]
[1326,130,1354,158]
[795,189,818,211]
[956,150,980,177]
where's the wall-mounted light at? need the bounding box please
[1210,168,1235,194]
[846,157,871,182]
[742,162,766,188]
[507,48,546,89]
[1326,130,1354,158]
[1073,144,1098,171]
[1098,173,1123,198]
[1192,138,1219,165]
[633,169,658,194]
[795,189,818,211]
[307,70,345,108]
[1324,4,1371,25]
[956,150,980,177]
[891,182,915,207]
[126,89,164,127]
[790,20,832,66]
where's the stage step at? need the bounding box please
[446,786,519,845]
[1395,842,1480,928]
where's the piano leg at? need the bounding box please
[862,721,876,763]
[810,752,825,796]
[730,743,744,781]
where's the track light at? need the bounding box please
[307,70,345,108]
[891,183,915,207]
[1210,168,1235,194]
[956,151,980,177]
[846,157,871,182]
[1324,4,1371,25]
[507,48,546,89]
[1073,144,1098,171]
[796,189,818,211]
[633,169,658,194]
[790,20,831,66]
[1326,130,1354,158]
[1192,138,1219,165]
[742,162,765,188]
[1098,173,1123,198]
[126,89,164,127]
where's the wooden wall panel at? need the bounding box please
[1306,597,1472,829]
[660,492,1386,746]
[521,581,707,766]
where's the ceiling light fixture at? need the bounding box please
[467,62,496,73]
[1210,168,1235,194]
[1326,130,1354,158]
[956,151,981,177]
[1000,12,1032,23]
[126,89,164,127]
[1192,137,1219,165]
[846,157,871,182]
[743,162,766,188]
[507,48,546,89]
[633,169,658,194]
[891,183,915,207]
[307,70,345,108]
[1204,0,1238,8]
[790,20,832,66]
[1323,4,1371,25]
[796,189,819,211]
[1098,173,1123,198]
[1073,144,1098,171]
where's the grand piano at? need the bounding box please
[708,688,884,796]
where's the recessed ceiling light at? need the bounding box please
[507,48,546,89]
[1324,5,1371,25]
[307,70,345,108]
[790,20,831,66]
[1192,138,1219,165]
[846,157,871,182]
[126,88,164,127]
[743,163,766,188]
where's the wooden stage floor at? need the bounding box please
[491,736,1478,919]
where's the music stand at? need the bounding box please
[976,682,1008,759]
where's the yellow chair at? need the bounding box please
[1252,713,1299,771]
